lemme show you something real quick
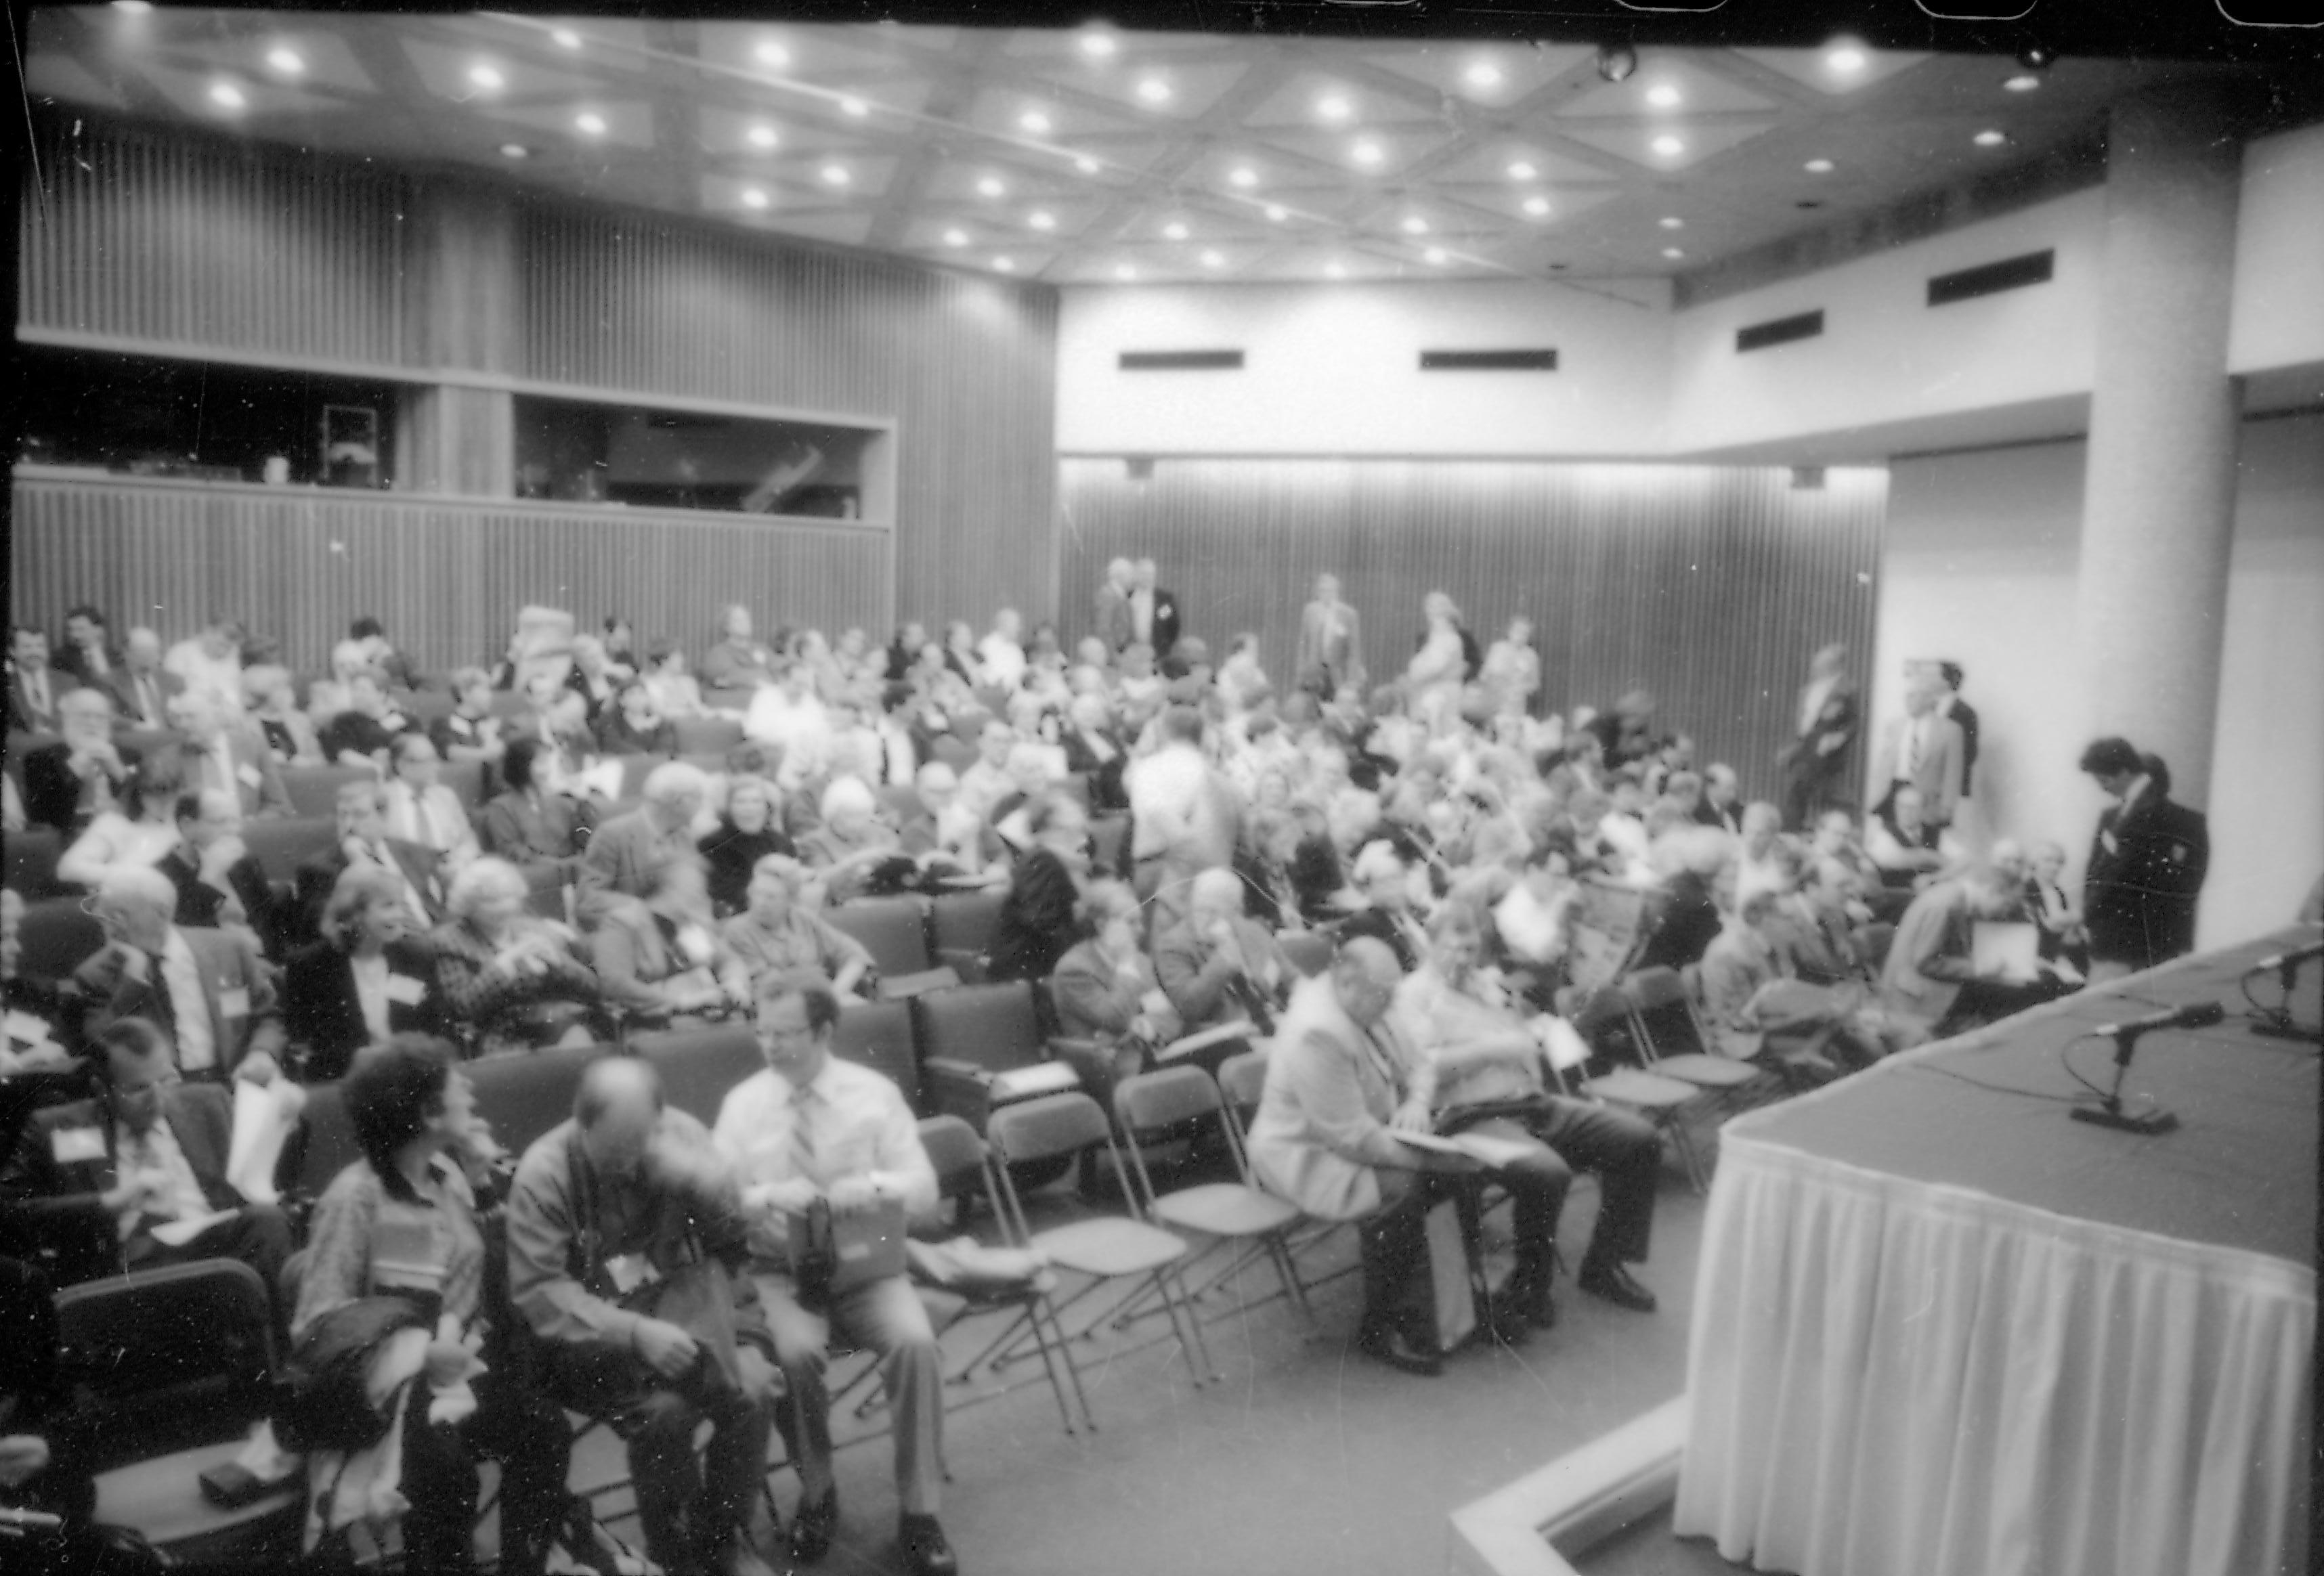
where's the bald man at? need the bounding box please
[72,867,284,1082]
[507,1059,779,1576]
[1151,867,1293,1043]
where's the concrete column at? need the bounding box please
[2073,90,2245,810]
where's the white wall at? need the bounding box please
[1880,411,2324,950]
[2227,123,2324,378]
[1054,278,1671,457]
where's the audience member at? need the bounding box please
[1635,827,1729,973]
[720,855,874,999]
[295,780,447,946]
[1094,559,1137,653]
[2026,840,2089,973]
[51,605,123,690]
[163,620,249,722]
[1698,888,1887,1077]
[1133,559,1182,661]
[431,667,508,766]
[242,664,325,766]
[8,626,64,735]
[1294,573,1366,695]
[107,627,180,730]
[2077,737,2210,980]
[282,866,448,1082]
[20,687,142,836]
[383,733,483,873]
[431,858,604,1057]
[1779,642,1858,832]
[507,1059,778,1576]
[796,776,902,906]
[54,747,184,890]
[1405,592,1469,736]
[1154,867,1293,1041]
[576,762,711,927]
[74,867,285,1080]
[700,776,796,917]
[1872,673,1966,833]
[1338,842,1431,973]
[701,604,779,691]
[1878,864,2065,1045]
[713,980,958,1576]
[347,615,422,691]
[479,737,583,881]
[592,856,754,1026]
[643,639,712,719]
[985,797,1091,985]
[3,890,78,1072]
[318,667,414,768]
[1050,882,1180,1046]
[1125,707,1239,909]
[152,787,279,949]
[158,691,293,819]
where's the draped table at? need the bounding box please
[1672,927,2317,1576]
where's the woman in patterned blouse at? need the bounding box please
[429,858,603,1055]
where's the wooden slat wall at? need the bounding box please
[517,204,1060,628]
[18,116,412,369]
[9,477,891,678]
[1056,458,1885,805]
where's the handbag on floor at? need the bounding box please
[1417,1194,1484,1357]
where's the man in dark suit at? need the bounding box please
[1693,764,1746,834]
[20,688,144,835]
[7,626,64,736]
[1134,559,1182,661]
[105,627,183,730]
[1,1016,292,1298]
[292,780,447,948]
[1779,642,1858,833]
[152,691,293,820]
[50,606,125,692]
[154,789,284,957]
[1935,661,1979,804]
[2078,737,2210,980]
[74,867,286,1082]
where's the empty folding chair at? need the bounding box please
[981,1092,1218,1411]
[1622,967,1770,1107]
[824,896,957,999]
[911,981,1081,1141]
[1551,993,1720,1194]
[632,1022,764,1127]
[927,889,1007,984]
[832,998,924,1111]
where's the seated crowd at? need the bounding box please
[3,579,2135,1571]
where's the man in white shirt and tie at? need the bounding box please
[110,627,179,730]
[72,866,286,1082]
[712,980,957,1576]
[161,692,293,820]
[1874,676,1966,832]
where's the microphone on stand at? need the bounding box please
[2071,1000,2222,1136]
[2244,940,2324,1044]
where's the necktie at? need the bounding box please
[1906,720,1922,777]
[144,952,177,1036]
[790,1086,821,1185]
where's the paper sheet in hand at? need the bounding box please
[1973,921,2040,981]
[1390,1129,1538,1168]
[227,1078,303,1205]
[150,1209,240,1248]
[790,1197,908,1297]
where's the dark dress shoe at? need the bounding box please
[1578,1260,1658,1313]
[788,1486,839,1563]
[1356,1321,1444,1377]
[899,1514,959,1576]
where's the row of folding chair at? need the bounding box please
[821,889,1006,992]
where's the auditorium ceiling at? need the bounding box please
[22,7,2303,289]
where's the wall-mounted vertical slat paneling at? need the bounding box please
[10,479,890,680]
[1055,459,1883,805]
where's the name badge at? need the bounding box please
[450,716,473,735]
[603,1253,662,1296]
[218,986,251,1019]
[5,1008,53,1047]
[385,973,427,1006]
[236,763,262,789]
[51,1127,106,1165]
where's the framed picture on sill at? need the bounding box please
[321,403,379,489]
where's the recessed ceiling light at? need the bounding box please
[1658,215,1683,229]
[1229,167,1257,188]
[499,143,529,160]
[747,123,778,149]
[942,228,968,247]
[1136,78,1171,105]
[265,47,304,76]
[1019,110,1052,134]
[1075,155,1100,175]
[1522,195,1551,217]
[1264,204,1288,222]
[1424,247,1448,265]
[574,112,606,137]
[754,41,790,68]
[551,28,582,49]
[1400,215,1428,235]
[1200,250,1225,268]
[1826,44,1870,74]
[1973,129,2007,147]
[1163,221,1189,240]
[821,163,851,186]
[209,81,246,110]
[1351,139,1383,167]
[1651,135,1685,157]
[976,176,1006,198]
[1645,83,1681,108]
[2003,72,2041,92]
[468,63,504,91]
[839,96,868,118]
[1805,158,1835,173]
[1079,31,1117,60]
[741,188,769,209]
[1115,264,1137,281]
[1506,160,1536,181]
[993,257,1016,273]
[1465,62,1502,89]
[1029,211,1056,231]
[1661,246,1685,259]
[1317,94,1353,123]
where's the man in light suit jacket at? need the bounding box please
[1,1016,293,1298]
[72,867,286,1082]
[7,626,64,735]
[575,761,710,928]
[152,691,293,820]
[104,628,184,730]
[1876,868,2061,1046]
[1872,678,1966,831]
[1094,558,1137,654]
[1295,574,1367,695]
[292,780,447,948]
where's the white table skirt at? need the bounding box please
[1672,1129,2313,1576]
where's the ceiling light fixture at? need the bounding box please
[942,228,968,246]
[1265,204,1287,222]
[1163,221,1189,240]
[1651,135,1685,157]
[754,41,790,68]
[1075,155,1100,174]
[468,63,504,91]
[1523,195,1551,217]
[1079,31,1117,60]
[1645,83,1681,108]
[976,176,1006,197]
[574,112,606,136]
[209,81,246,110]
[1825,41,1870,74]
[1350,139,1383,167]
[1019,109,1052,134]
[741,188,769,209]
[1029,211,1056,231]
[821,162,851,185]
[1658,215,1683,229]
[1136,77,1171,105]
[551,28,582,49]
[1424,247,1448,265]
[748,124,778,149]
[1317,94,1352,123]
[1507,160,1536,181]
[2004,72,2041,92]
[1230,166,1257,188]
[498,143,529,160]
[1595,43,1638,84]
[1201,250,1225,268]
[1661,246,1685,259]
[993,257,1016,273]
[1804,157,1835,173]
[1401,215,1428,235]
[1974,129,2007,147]
[2016,43,2055,70]
[265,47,304,76]
[1465,62,1503,89]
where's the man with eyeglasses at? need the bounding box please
[72,867,284,1085]
[19,687,142,835]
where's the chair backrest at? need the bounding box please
[634,1023,763,1127]
[672,715,744,757]
[876,783,923,823]
[929,888,1006,956]
[1860,920,1897,970]
[280,1079,361,1200]
[916,1114,987,1200]
[240,814,341,883]
[16,896,104,980]
[1278,929,1335,978]
[1622,967,1709,1058]
[1215,1049,1269,1124]
[4,825,64,898]
[1087,815,1129,879]
[911,980,1044,1074]
[701,687,757,715]
[439,759,490,811]
[53,1260,278,1470]
[486,691,534,721]
[985,1089,1111,1167]
[465,1037,616,1156]
[834,999,922,1109]
[614,754,661,800]
[1114,1064,1225,1135]
[280,764,381,818]
[825,896,934,975]
[930,736,976,774]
